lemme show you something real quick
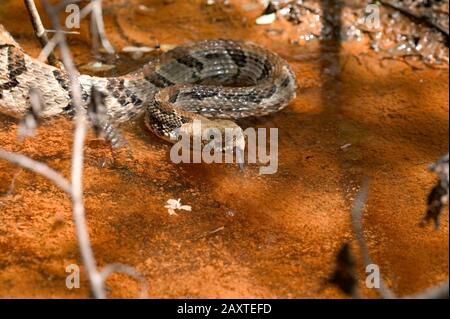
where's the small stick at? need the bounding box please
[89,0,115,55]
[42,0,105,299]
[6,170,22,196]
[193,226,225,241]
[351,181,448,299]
[0,150,72,194]
[23,0,60,66]
[351,180,396,299]
[404,280,449,299]
[1,0,144,299]
[99,263,149,298]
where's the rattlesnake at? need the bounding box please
[0,24,297,145]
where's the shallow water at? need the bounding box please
[0,0,448,298]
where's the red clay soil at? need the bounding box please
[0,0,448,298]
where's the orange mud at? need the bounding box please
[0,0,448,298]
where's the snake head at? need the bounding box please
[169,118,245,169]
[202,119,246,170]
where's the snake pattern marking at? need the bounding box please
[0,24,297,143]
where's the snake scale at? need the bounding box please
[0,24,297,145]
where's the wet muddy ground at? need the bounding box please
[0,0,448,298]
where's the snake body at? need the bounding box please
[0,24,297,143]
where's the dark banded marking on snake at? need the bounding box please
[0,46,26,98]
[226,49,247,68]
[52,69,75,116]
[145,71,175,88]
[107,78,144,108]
[280,76,291,88]
[203,52,223,60]
[179,89,219,101]
[175,55,204,73]
[107,79,142,106]
[257,58,272,81]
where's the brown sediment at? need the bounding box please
[0,0,448,298]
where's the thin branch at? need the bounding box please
[352,180,448,299]
[351,180,396,299]
[404,280,449,299]
[37,32,63,63]
[0,149,72,194]
[6,170,22,196]
[90,0,115,55]
[100,263,149,299]
[23,0,60,66]
[8,0,146,299]
[42,0,105,299]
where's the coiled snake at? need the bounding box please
[0,24,297,146]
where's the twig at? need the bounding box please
[0,150,71,194]
[351,180,396,299]
[404,280,449,299]
[6,170,22,196]
[99,263,149,298]
[1,0,144,299]
[41,0,106,299]
[193,226,225,241]
[23,0,59,66]
[352,180,449,299]
[45,29,80,35]
[89,0,115,55]
[37,32,63,62]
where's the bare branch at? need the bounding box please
[351,180,396,299]
[23,0,59,66]
[42,0,105,299]
[100,263,149,299]
[37,32,64,63]
[351,179,448,299]
[17,87,44,140]
[5,170,22,196]
[404,280,449,299]
[36,0,142,299]
[90,0,115,55]
[0,149,71,194]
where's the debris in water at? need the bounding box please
[159,44,177,52]
[165,198,192,216]
[79,61,116,73]
[122,46,154,59]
